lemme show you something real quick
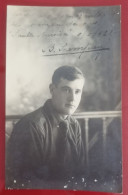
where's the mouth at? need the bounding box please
[65,104,75,109]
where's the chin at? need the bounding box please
[65,109,76,115]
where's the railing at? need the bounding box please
[6,110,122,174]
[73,111,122,170]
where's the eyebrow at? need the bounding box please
[61,86,70,89]
[61,86,82,91]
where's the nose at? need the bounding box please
[68,91,75,102]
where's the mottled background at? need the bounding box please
[6,6,121,114]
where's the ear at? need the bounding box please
[49,83,56,95]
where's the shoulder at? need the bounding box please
[14,106,47,132]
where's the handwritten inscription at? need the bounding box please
[8,7,120,60]
[9,8,118,39]
[42,43,110,58]
[12,29,114,39]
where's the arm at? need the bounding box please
[6,118,45,188]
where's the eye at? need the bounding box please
[64,88,70,93]
[75,89,81,94]
[62,87,70,93]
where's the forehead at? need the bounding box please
[57,78,84,89]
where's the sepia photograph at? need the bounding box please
[5,6,122,193]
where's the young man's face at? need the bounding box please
[50,77,84,117]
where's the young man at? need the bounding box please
[6,66,85,189]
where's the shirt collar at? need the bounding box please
[43,99,72,126]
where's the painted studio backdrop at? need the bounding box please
[6,6,122,192]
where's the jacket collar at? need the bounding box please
[42,99,74,126]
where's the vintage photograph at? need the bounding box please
[5,6,122,192]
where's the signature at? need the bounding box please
[42,43,110,58]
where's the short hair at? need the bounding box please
[52,66,85,85]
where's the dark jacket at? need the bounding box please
[6,99,85,189]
